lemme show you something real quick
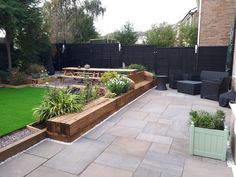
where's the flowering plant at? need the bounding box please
[106,77,131,96]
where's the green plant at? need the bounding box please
[8,68,28,85]
[146,22,176,47]
[127,64,147,71]
[29,63,46,74]
[114,22,138,45]
[101,71,119,83]
[33,88,84,121]
[189,110,225,130]
[105,91,117,98]
[106,77,131,96]
[0,71,10,84]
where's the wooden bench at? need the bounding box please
[127,71,154,89]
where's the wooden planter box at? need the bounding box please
[189,124,228,161]
[46,71,155,142]
[0,126,46,162]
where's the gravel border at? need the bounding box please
[0,128,33,148]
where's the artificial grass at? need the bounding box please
[0,87,45,137]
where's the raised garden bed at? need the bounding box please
[46,71,155,142]
[0,125,46,162]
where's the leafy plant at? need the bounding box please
[106,77,131,96]
[105,91,116,98]
[114,22,138,45]
[101,71,118,83]
[8,68,28,85]
[29,64,46,74]
[0,71,10,84]
[189,110,225,130]
[177,23,198,47]
[33,88,84,121]
[127,64,147,71]
[146,22,176,47]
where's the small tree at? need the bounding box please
[42,0,105,43]
[178,23,198,47]
[0,0,50,70]
[146,22,176,47]
[114,22,138,45]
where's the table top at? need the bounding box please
[62,67,137,73]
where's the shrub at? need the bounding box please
[189,110,225,130]
[106,77,131,96]
[8,68,28,85]
[28,63,48,79]
[29,63,46,74]
[101,71,118,84]
[33,88,84,121]
[0,71,10,84]
[127,64,147,71]
[105,91,117,98]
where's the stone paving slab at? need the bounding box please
[106,125,140,138]
[137,132,173,145]
[133,164,161,177]
[143,122,169,136]
[95,137,150,171]
[0,153,47,177]
[79,163,133,177]
[97,134,117,144]
[121,110,148,120]
[26,140,66,159]
[44,138,109,175]
[182,158,233,177]
[142,151,185,176]
[102,137,150,158]
[95,151,142,171]
[83,121,115,140]
[26,166,77,177]
[149,142,170,154]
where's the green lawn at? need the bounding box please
[0,87,45,137]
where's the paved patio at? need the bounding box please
[0,88,234,177]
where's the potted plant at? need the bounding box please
[189,110,228,161]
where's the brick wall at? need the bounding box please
[198,0,236,46]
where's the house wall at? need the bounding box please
[198,0,236,46]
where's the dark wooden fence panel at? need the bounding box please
[90,44,120,68]
[53,43,120,70]
[121,45,156,71]
[1,43,227,77]
[197,46,228,73]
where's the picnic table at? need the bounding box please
[58,67,137,83]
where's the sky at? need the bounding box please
[95,0,197,35]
